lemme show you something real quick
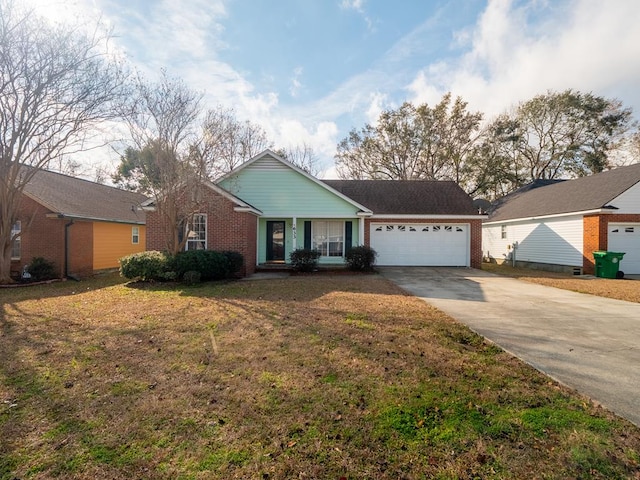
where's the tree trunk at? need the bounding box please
[0,242,15,284]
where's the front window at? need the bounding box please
[312,221,344,257]
[185,214,207,251]
[11,221,21,260]
[501,225,507,239]
[132,226,140,244]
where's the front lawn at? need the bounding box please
[1,274,639,479]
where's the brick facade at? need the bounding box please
[583,213,640,274]
[364,217,483,269]
[10,194,95,279]
[145,186,258,277]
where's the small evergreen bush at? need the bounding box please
[221,251,244,277]
[182,270,202,285]
[119,251,171,281]
[27,257,57,281]
[345,245,377,271]
[290,248,321,272]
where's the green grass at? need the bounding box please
[1,273,639,479]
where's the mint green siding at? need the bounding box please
[219,155,361,217]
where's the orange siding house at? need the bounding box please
[11,169,147,279]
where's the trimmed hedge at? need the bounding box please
[119,251,172,281]
[345,245,377,271]
[120,250,244,282]
[173,250,230,281]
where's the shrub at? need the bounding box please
[221,251,244,277]
[174,250,230,281]
[27,257,57,281]
[345,245,377,271]
[119,251,172,281]
[182,270,202,285]
[290,248,321,272]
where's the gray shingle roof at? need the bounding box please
[23,169,148,224]
[487,163,640,222]
[322,180,478,215]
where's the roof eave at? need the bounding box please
[45,213,145,225]
[484,207,617,225]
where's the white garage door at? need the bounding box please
[608,224,640,274]
[371,223,469,266]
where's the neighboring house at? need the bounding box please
[483,163,640,275]
[11,169,147,279]
[145,150,484,276]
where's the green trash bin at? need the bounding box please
[592,251,625,279]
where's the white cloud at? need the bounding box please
[339,0,374,31]
[289,67,304,98]
[407,0,640,119]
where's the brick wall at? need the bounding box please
[11,195,65,278]
[364,218,483,269]
[583,213,640,274]
[146,186,258,277]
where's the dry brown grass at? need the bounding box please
[1,273,640,479]
[482,263,640,303]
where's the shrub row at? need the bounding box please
[289,245,377,272]
[119,250,244,283]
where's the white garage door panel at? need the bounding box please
[608,224,640,274]
[371,224,469,266]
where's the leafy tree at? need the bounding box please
[495,90,633,184]
[0,0,129,283]
[335,93,483,183]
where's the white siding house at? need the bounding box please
[482,164,640,275]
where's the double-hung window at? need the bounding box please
[185,214,207,251]
[11,221,21,260]
[132,226,140,244]
[312,221,344,257]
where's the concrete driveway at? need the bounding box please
[380,267,640,427]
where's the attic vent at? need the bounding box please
[252,155,287,170]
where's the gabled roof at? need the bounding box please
[23,168,148,224]
[322,180,479,216]
[487,163,640,223]
[217,150,373,214]
[140,179,262,216]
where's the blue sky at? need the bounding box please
[29,0,640,177]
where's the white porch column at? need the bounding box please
[359,216,365,245]
[292,216,297,248]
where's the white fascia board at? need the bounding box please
[261,213,361,219]
[483,208,613,226]
[370,214,487,220]
[233,206,262,216]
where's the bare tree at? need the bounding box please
[196,106,271,179]
[0,0,129,283]
[122,70,205,255]
[275,143,321,176]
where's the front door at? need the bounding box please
[266,221,285,262]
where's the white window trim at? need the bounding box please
[312,220,345,258]
[185,213,207,251]
[132,226,140,245]
[11,221,21,260]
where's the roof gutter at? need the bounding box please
[484,208,617,225]
[46,213,145,225]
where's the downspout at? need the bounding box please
[64,220,80,281]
